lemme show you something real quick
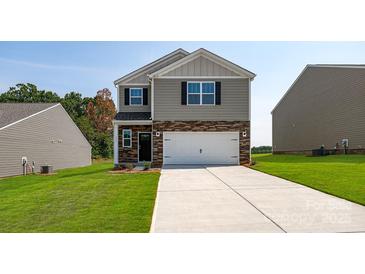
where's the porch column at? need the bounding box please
[113,123,119,167]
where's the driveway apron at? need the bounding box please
[151,165,365,233]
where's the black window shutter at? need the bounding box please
[181,82,187,105]
[124,88,130,105]
[143,88,148,105]
[215,82,221,105]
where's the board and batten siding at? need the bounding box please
[0,104,91,177]
[272,67,365,152]
[118,85,151,112]
[154,78,249,121]
[164,56,240,77]
[123,53,187,84]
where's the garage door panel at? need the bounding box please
[163,132,239,165]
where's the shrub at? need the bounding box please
[143,162,151,170]
[126,163,134,170]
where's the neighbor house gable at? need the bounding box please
[271,64,365,114]
[0,103,59,130]
[0,103,91,148]
[149,48,256,79]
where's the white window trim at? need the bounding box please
[129,88,143,106]
[187,81,215,106]
[122,129,132,148]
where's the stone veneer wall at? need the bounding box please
[118,125,152,163]
[152,121,250,167]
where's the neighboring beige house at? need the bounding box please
[0,103,91,177]
[113,48,255,167]
[272,65,365,154]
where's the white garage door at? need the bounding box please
[163,132,239,165]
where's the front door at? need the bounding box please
[138,132,152,162]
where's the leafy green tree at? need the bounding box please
[61,92,84,121]
[75,116,96,146]
[61,92,94,121]
[93,132,113,158]
[0,83,60,103]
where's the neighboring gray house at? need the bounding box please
[0,103,91,177]
[272,65,365,154]
[113,48,255,167]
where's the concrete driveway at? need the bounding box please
[150,165,365,232]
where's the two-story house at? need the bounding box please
[113,48,255,167]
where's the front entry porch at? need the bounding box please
[113,121,152,167]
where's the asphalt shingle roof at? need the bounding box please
[0,103,58,129]
[114,112,152,120]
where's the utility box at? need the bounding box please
[40,165,53,174]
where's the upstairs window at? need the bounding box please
[187,82,215,105]
[130,88,142,105]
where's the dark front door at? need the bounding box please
[139,133,152,162]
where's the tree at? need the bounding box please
[85,88,116,158]
[0,83,60,103]
[61,92,93,122]
[86,88,116,132]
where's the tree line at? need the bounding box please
[0,83,116,159]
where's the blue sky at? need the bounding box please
[1,41,365,146]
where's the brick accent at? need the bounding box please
[152,121,250,167]
[118,125,152,163]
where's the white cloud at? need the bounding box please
[0,57,101,72]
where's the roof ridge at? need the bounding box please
[0,103,60,130]
[309,64,365,67]
[113,48,189,85]
[149,47,256,79]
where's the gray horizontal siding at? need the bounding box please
[165,56,240,77]
[272,67,365,151]
[0,105,91,177]
[154,78,249,121]
[118,85,151,113]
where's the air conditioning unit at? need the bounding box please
[40,165,53,174]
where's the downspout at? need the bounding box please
[148,75,154,163]
[113,83,119,167]
[148,75,154,120]
[249,78,252,163]
[115,84,119,113]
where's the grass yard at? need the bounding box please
[0,161,160,232]
[252,154,365,206]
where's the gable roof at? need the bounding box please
[271,64,365,113]
[0,103,59,130]
[148,48,256,79]
[114,48,189,85]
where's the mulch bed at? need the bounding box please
[109,168,160,174]
[38,172,58,176]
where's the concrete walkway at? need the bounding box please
[150,165,365,233]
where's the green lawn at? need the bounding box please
[0,161,160,232]
[252,154,365,206]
